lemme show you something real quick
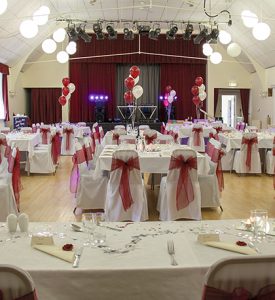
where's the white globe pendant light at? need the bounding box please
[66,42,77,55]
[33,7,49,26]
[252,22,271,40]
[241,10,258,28]
[53,28,66,43]
[202,43,213,56]
[218,30,232,45]
[57,51,69,63]
[42,39,57,54]
[0,0,8,15]
[210,52,222,64]
[39,5,50,15]
[227,42,242,57]
[20,20,38,39]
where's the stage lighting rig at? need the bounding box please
[123,27,135,40]
[193,26,208,44]
[76,24,91,43]
[106,23,117,40]
[183,23,193,40]
[206,27,219,44]
[148,24,161,40]
[66,24,79,42]
[166,24,178,40]
[93,22,105,40]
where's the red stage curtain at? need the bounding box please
[160,64,206,120]
[3,73,9,121]
[69,63,116,122]
[240,88,250,123]
[214,88,219,116]
[31,88,62,124]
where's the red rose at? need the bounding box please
[62,244,73,251]
[236,241,247,247]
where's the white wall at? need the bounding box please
[207,45,252,117]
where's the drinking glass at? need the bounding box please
[82,213,97,246]
[250,209,268,241]
[93,227,106,246]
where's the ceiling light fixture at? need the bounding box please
[183,23,193,40]
[20,20,38,39]
[166,24,178,40]
[218,30,231,44]
[53,27,66,43]
[0,0,7,15]
[42,38,57,54]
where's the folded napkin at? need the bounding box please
[203,241,257,255]
[33,245,74,263]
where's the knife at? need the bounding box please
[72,246,84,268]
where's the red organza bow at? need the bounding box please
[209,132,219,141]
[203,284,275,300]
[51,132,61,165]
[170,132,178,143]
[206,142,215,158]
[192,128,202,146]
[215,126,223,133]
[145,133,157,145]
[8,148,22,209]
[112,133,120,145]
[84,143,93,163]
[70,148,86,193]
[0,138,7,164]
[242,137,258,170]
[161,125,167,135]
[93,131,101,144]
[169,155,197,210]
[41,128,50,144]
[212,148,225,192]
[110,156,140,211]
[64,128,74,151]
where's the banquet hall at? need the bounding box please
[0,1,275,299]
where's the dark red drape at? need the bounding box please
[31,88,62,124]
[160,64,206,120]
[240,89,250,123]
[69,63,116,122]
[3,73,9,121]
[214,88,219,117]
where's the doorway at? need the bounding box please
[221,95,236,127]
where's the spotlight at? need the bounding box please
[93,23,104,40]
[183,23,193,40]
[193,27,208,44]
[66,24,78,42]
[206,28,219,44]
[123,27,134,40]
[137,24,151,35]
[166,24,178,40]
[106,24,117,40]
[149,25,161,40]
[76,24,91,43]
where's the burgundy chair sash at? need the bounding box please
[161,125,167,134]
[212,148,225,192]
[64,128,74,151]
[242,137,258,170]
[51,132,61,165]
[169,155,197,210]
[206,142,215,158]
[100,128,104,139]
[84,143,93,163]
[209,132,219,141]
[169,131,178,143]
[93,131,101,144]
[8,148,22,209]
[145,133,157,145]
[112,133,120,145]
[203,284,275,300]
[70,148,86,194]
[214,126,223,134]
[110,156,140,211]
[192,128,202,146]
[40,128,50,144]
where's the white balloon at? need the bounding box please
[170,90,176,97]
[132,85,143,99]
[227,43,241,57]
[199,84,205,92]
[199,91,207,101]
[65,94,71,101]
[68,83,76,93]
[134,76,139,85]
[168,95,173,103]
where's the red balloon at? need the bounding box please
[124,90,134,104]
[163,100,169,107]
[195,76,203,87]
[129,66,140,79]
[191,85,199,96]
[192,96,201,106]
[58,95,67,106]
[165,85,172,93]
[62,86,70,96]
[62,77,70,87]
[124,77,135,90]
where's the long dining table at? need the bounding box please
[0,219,274,300]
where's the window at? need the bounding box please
[0,73,4,119]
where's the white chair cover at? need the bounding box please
[266,136,275,175]
[83,136,94,170]
[39,126,51,145]
[157,134,173,144]
[233,133,261,174]
[105,149,148,222]
[203,256,275,299]
[143,129,158,144]
[157,148,201,221]
[28,144,55,174]
[111,129,127,145]
[61,126,75,155]
[0,264,37,300]
[189,124,205,152]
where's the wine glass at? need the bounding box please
[250,209,268,241]
[82,213,97,247]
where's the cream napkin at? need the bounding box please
[203,241,257,255]
[33,245,74,263]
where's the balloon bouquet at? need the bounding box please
[58,77,76,106]
[124,66,144,127]
[191,76,206,119]
[163,85,177,121]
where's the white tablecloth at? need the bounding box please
[219,133,274,152]
[6,133,40,157]
[179,126,214,138]
[0,220,274,300]
[97,145,210,175]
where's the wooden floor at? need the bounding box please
[19,156,275,222]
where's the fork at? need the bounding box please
[167,240,178,266]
